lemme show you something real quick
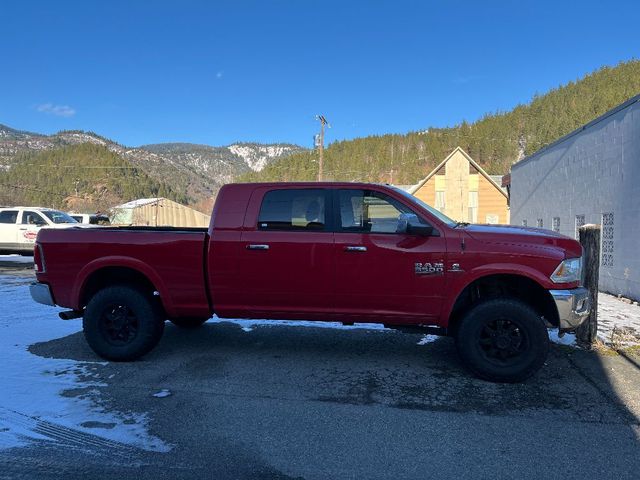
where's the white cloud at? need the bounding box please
[35,103,76,117]
[452,75,486,85]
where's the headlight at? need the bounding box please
[550,258,582,283]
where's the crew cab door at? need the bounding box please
[18,210,47,248]
[238,187,334,318]
[332,188,447,324]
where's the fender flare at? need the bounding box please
[71,256,176,317]
[441,263,552,326]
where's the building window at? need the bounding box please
[575,214,585,239]
[522,219,528,227]
[468,191,478,223]
[486,214,499,224]
[552,217,560,233]
[537,218,543,228]
[602,212,614,268]
[435,191,446,212]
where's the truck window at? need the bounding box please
[0,210,18,224]
[258,189,326,231]
[21,211,47,226]
[338,189,427,234]
[41,210,77,224]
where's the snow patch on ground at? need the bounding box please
[0,273,169,452]
[0,255,34,264]
[597,293,640,347]
[548,330,577,347]
[152,389,172,399]
[417,335,439,345]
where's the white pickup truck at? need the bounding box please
[0,207,78,254]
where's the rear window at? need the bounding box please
[0,210,18,224]
[258,189,326,231]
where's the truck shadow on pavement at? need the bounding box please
[30,321,640,425]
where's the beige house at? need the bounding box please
[408,147,509,224]
[110,198,211,227]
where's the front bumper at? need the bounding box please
[549,287,590,332]
[30,282,56,306]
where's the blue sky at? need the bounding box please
[1,0,639,148]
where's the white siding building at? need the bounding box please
[510,94,640,301]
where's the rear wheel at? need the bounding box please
[169,317,209,329]
[455,298,549,383]
[83,285,164,361]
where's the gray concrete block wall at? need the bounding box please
[510,99,640,300]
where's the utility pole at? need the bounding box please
[315,115,330,181]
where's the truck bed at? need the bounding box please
[36,226,211,318]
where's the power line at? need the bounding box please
[0,182,83,200]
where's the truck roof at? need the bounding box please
[227,181,395,189]
[0,206,59,211]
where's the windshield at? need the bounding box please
[389,186,456,226]
[42,210,78,224]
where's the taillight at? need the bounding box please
[34,243,46,273]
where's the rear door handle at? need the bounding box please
[344,245,367,252]
[246,244,270,250]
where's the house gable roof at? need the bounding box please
[408,146,508,199]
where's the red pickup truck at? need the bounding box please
[30,182,589,382]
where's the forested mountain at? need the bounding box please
[0,143,184,212]
[241,60,640,185]
[0,126,304,211]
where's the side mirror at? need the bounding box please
[396,213,435,236]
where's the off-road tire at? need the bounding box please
[455,298,549,383]
[83,285,165,361]
[169,317,209,329]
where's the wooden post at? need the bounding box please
[576,224,600,346]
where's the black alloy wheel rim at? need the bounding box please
[99,304,139,345]
[478,317,529,365]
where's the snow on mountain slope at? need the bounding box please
[227,144,302,171]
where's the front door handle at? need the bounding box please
[247,244,270,250]
[344,245,367,252]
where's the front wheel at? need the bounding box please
[83,285,165,361]
[455,298,549,383]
